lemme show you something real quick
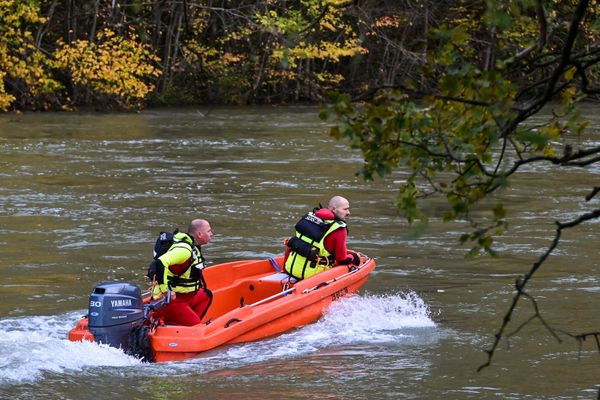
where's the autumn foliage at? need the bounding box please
[0,0,598,111]
[54,29,160,109]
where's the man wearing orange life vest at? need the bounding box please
[284,196,360,280]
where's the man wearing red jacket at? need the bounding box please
[284,196,359,280]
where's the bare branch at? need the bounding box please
[586,187,600,201]
[433,95,491,107]
[503,145,600,177]
[506,291,562,343]
[538,0,589,105]
[478,207,600,372]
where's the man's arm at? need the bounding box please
[158,246,192,275]
[324,228,358,265]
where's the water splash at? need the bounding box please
[0,312,140,385]
[289,291,435,348]
[0,292,435,383]
[171,291,437,374]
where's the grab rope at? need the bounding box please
[301,263,362,294]
[249,287,296,307]
[268,257,282,273]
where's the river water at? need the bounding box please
[0,105,599,399]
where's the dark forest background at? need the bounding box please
[1,0,598,111]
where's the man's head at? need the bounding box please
[328,196,350,221]
[188,219,213,245]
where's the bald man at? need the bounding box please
[150,219,213,326]
[284,196,360,280]
[328,195,351,221]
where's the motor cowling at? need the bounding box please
[87,282,145,353]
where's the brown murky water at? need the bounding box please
[1,105,599,399]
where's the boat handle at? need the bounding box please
[315,281,329,290]
[225,318,242,328]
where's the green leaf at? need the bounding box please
[403,220,429,240]
[515,130,549,148]
[319,108,329,120]
[492,203,506,219]
[330,126,341,139]
[484,4,513,30]
[590,16,600,34]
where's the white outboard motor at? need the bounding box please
[87,282,145,354]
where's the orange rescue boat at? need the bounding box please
[69,253,376,362]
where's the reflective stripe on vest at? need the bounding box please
[284,220,345,280]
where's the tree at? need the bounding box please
[169,0,367,104]
[0,0,62,111]
[323,0,600,371]
[0,0,162,111]
[251,0,366,102]
[54,28,160,110]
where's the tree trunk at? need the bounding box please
[90,0,100,42]
[158,2,183,94]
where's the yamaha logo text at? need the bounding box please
[110,299,133,307]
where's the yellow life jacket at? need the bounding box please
[284,217,345,280]
[155,232,205,294]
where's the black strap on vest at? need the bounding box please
[166,240,206,292]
